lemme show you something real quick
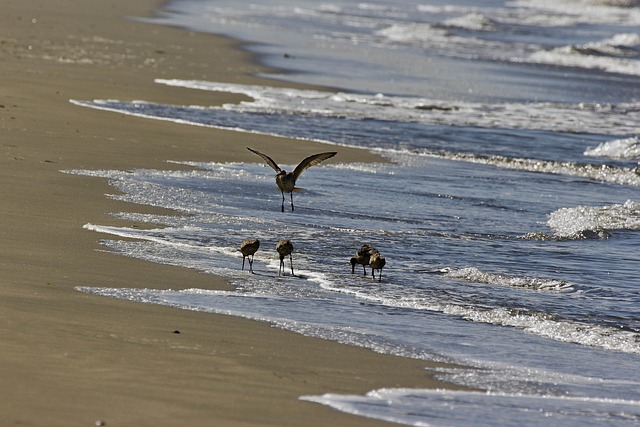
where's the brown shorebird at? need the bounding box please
[247,147,337,212]
[350,244,378,275]
[276,239,294,276]
[239,239,260,273]
[369,252,386,281]
[350,244,377,275]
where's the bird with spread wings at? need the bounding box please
[247,147,337,212]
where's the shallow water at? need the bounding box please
[68,145,640,425]
[69,0,640,425]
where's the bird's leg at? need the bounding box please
[281,192,285,213]
[362,265,367,275]
[378,270,382,282]
[289,254,294,276]
[290,192,294,212]
[279,258,284,276]
[242,256,246,271]
[249,255,254,273]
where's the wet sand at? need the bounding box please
[0,1,461,425]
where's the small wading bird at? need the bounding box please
[350,244,379,275]
[369,252,386,281]
[239,239,260,273]
[276,239,294,276]
[247,147,337,212]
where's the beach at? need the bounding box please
[0,0,461,426]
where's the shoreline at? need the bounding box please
[1,1,463,425]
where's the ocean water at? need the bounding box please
[69,0,640,425]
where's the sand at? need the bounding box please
[0,1,460,425]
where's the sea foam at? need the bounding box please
[301,388,640,427]
[547,200,640,238]
[585,136,640,160]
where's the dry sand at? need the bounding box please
[1,1,461,425]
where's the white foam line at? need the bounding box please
[547,200,640,237]
[440,152,639,186]
[303,387,640,407]
[152,79,640,136]
[585,136,640,160]
[444,266,573,291]
[300,387,640,426]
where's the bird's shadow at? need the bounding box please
[242,270,309,280]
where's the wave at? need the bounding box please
[74,80,640,138]
[522,230,611,241]
[443,13,498,31]
[443,266,573,291]
[301,388,640,427]
[441,302,640,354]
[155,79,640,136]
[401,149,640,187]
[507,0,640,26]
[375,21,509,56]
[377,5,640,76]
[416,0,640,28]
[419,1,640,26]
[585,136,640,159]
[547,200,640,238]
[527,33,640,76]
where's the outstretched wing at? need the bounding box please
[291,152,337,181]
[247,147,283,173]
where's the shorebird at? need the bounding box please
[369,252,386,281]
[247,147,337,212]
[350,244,378,275]
[276,239,294,276]
[239,239,260,273]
